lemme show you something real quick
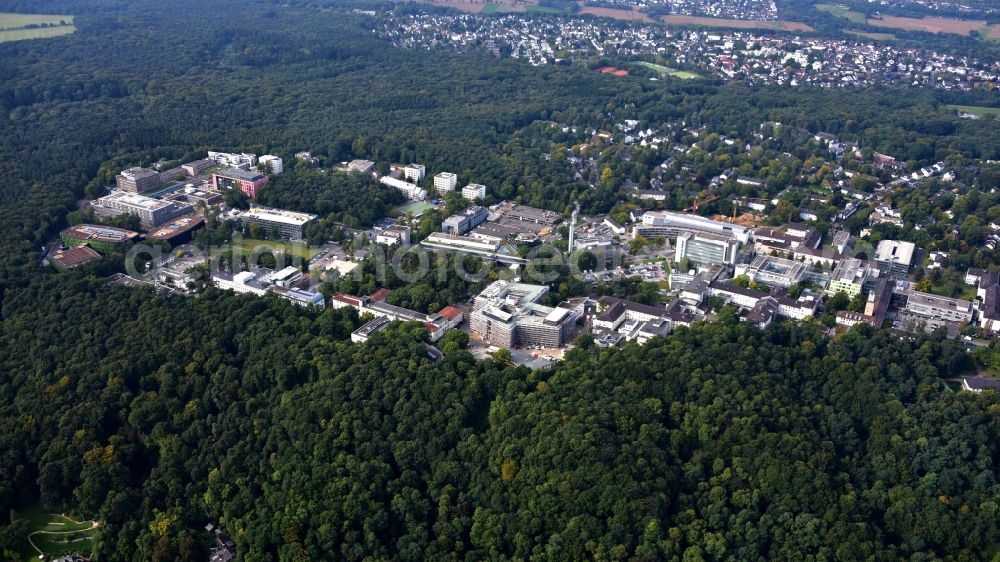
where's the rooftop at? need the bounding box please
[61,223,140,243]
[50,246,102,268]
[238,206,317,226]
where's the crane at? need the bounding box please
[684,194,719,213]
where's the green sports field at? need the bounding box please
[635,61,702,79]
[393,200,435,217]
[14,506,96,561]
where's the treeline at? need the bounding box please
[0,274,997,560]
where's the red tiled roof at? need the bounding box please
[369,288,391,302]
[437,306,463,320]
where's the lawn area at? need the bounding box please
[635,61,702,79]
[927,281,977,301]
[13,506,96,561]
[393,200,435,217]
[815,3,867,24]
[223,238,321,259]
[946,104,1000,118]
[0,12,74,43]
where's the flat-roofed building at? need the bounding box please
[675,231,740,268]
[634,210,750,244]
[258,155,283,175]
[736,254,806,288]
[434,172,457,194]
[211,271,269,296]
[899,289,973,323]
[213,168,269,198]
[348,159,375,174]
[380,176,426,200]
[375,224,411,246]
[91,192,193,229]
[462,183,486,201]
[116,167,161,193]
[60,224,140,251]
[875,240,916,276]
[208,151,257,169]
[442,206,488,235]
[404,163,425,183]
[828,258,870,297]
[469,281,579,348]
[421,232,526,265]
[49,246,102,271]
[352,316,391,343]
[181,159,215,177]
[491,202,561,226]
[234,206,317,240]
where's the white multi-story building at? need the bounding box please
[258,155,283,174]
[212,271,269,296]
[207,151,257,169]
[462,183,486,201]
[404,163,426,183]
[380,176,426,201]
[434,172,458,194]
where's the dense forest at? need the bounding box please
[0,275,997,560]
[0,0,999,559]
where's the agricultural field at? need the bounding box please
[946,105,1000,118]
[635,61,702,79]
[660,15,814,31]
[867,14,999,38]
[577,4,652,21]
[0,12,74,43]
[13,507,96,561]
[815,4,866,24]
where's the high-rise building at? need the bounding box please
[404,163,426,183]
[258,155,283,175]
[434,172,457,194]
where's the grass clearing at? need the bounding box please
[0,12,74,43]
[222,238,321,259]
[845,29,895,40]
[946,104,1000,118]
[635,61,702,79]
[13,506,96,561]
[815,3,867,24]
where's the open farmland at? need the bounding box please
[868,15,996,36]
[660,15,813,31]
[577,4,652,21]
[0,12,74,42]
